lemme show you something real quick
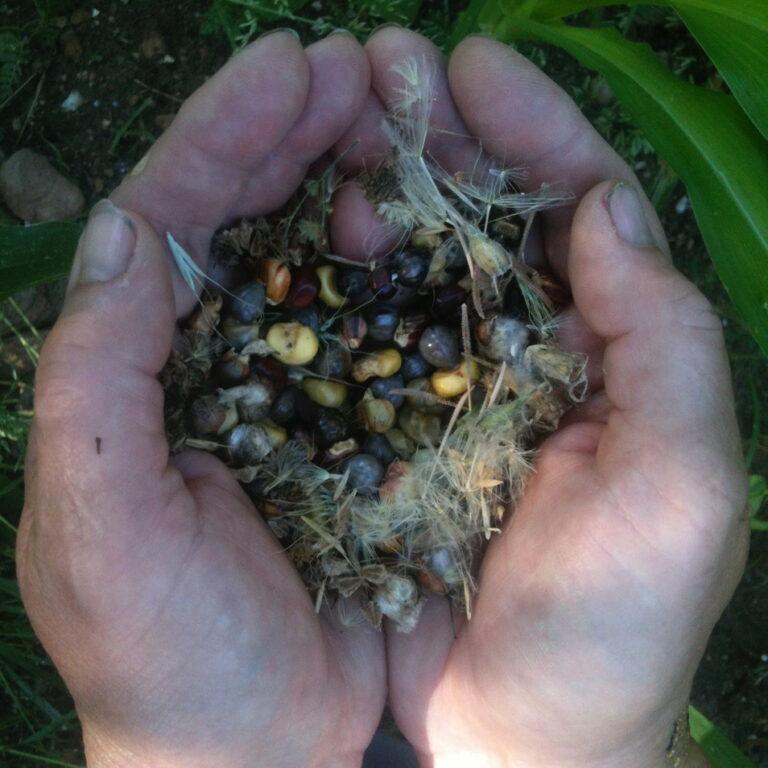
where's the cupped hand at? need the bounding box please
[17,31,385,768]
[331,29,748,768]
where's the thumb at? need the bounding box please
[28,200,178,535]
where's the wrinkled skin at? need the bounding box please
[17,27,747,768]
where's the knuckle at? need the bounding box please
[669,280,722,334]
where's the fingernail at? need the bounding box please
[74,200,136,286]
[606,182,656,248]
[257,27,300,41]
[328,28,357,40]
[368,22,403,38]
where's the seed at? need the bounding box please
[398,406,442,445]
[340,314,367,350]
[358,394,396,433]
[378,459,410,502]
[367,307,399,343]
[400,351,433,382]
[250,357,288,395]
[411,227,442,251]
[370,374,405,408]
[432,285,468,321]
[258,418,288,449]
[404,377,446,415]
[312,342,352,379]
[396,251,430,287]
[316,264,347,309]
[188,293,223,334]
[393,313,428,349]
[373,574,422,631]
[270,387,298,425]
[416,568,446,595]
[229,281,266,323]
[266,322,319,365]
[321,437,359,465]
[491,217,522,247]
[476,314,530,365]
[352,348,402,383]
[294,388,319,424]
[468,229,511,277]
[260,258,292,304]
[418,325,460,368]
[285,266,319,309]
[384,428,415,459]
[363,433,397,466]
[190,394,238,436]
[342,453,384,496]
[219,381,273,423]
[216,349,250,385]
[221,318,261,351]
[431,360,481,398]
[368,266,397,300]
[338,269,371,302]
[287,304,321,333]
[303,378,348,408]
[228,423,273,465]
[315,407,349,447]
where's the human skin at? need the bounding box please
[16,25,747,768]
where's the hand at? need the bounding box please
[335,29,748,768]
[17,31,386,768]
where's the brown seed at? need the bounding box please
[416,568,447,595]
[259,258,292,304]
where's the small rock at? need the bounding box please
[0,149,85,223]
[60,29,82,61]
[61,90,84,111]
[140,29,165,60]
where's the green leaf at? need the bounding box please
[449,0,506,49]
[671,2,768,141]
[366,0,423,25]
[748,474,768,530]
[689,705,754,767]
[493,17,768,355]
[0,222,82,301]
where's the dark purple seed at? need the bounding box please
[342,453,384,495]
[400,352,433,381]
[396,252,431,287]
[287,305,320,333]
[315,407,350,448]
[295,389,319,425]
[250,357,288,394]
[418,325,460,368]
[363,433,397,466]
[370,374,405,409]
[368,266,397,300]
[338,269,371,301]
[367,307,399,343]
[229,282,266,323]
[340,313,367,350]
[312,343,352,379]
[285,266,319,309]
[432,285,469,321]
[270,387,298,425]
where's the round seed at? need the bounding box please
[338,269,371,301]
[368,266,397,300]
[228,424,273,464]
[431,360,481,399]
[396,251,430,287]
[418,325,460,368]
[370,374,405,408]
[363,433,397,466]
[266,322,319,365]
[367,307,399,343]
[285,266,319,309]
[287,305,321,333]
[221,318,260,351]
[315,407,349,447]
[312,343,352,379]
[400,351,433,382]
[260,258,291,304]
[358,396,396,433]
[229,281,266,323]
[352,348,402,383]
[342,453,384,496]
[303,378,348,408]
[190,394,238,436]
[270,387,297,425]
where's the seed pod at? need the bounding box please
[352,348,402,383]
[340,314,367,350]
[316,264,347,309]
[228,423,273,465]
[303,378,348,408]
[258,418,288,449]
[342,453,384,496]
[398,406,442,445]
[338,269,371,302]
[216,349,250,385]
[368,266,397,300]
[394,313,428,350]
[357,393,396,433]
[476,314,530,365]
[188,293,223,334]
[259,258,291,304]
[373,574,422,632]
[363,433,397,466]
[384,428,416,459]
[367,307,399,343]
[431,360,481,399]
[266,322,319,365]
[221,317,261,351]
[229,282,266,323]
[418,325,460,368]
[315,407,349,447]
[320,437,359,465]
[468,228,511,277]
[400,351,433,382]
[270,387,298,425]
[312,342,352,379]
[190,394,238,436]
[370,374,405,408]
[284,266,319,309]
[404,377,446,415]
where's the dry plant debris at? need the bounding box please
[160,59,587,631]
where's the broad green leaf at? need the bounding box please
[749,474,768,530]
[689,706,754,767]
[0,222,82,301]
[672,2,768,141]
[494,16,768,355]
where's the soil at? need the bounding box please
[1,0,766,764]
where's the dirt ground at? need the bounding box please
[1,0,766,764]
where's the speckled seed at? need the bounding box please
[400,352,433,382]
[228,424,273,464]
[316,264,347,309]
[266,322,319,365]
[363,433,397,466]
[315,407,350,447]
[312,343,352,379]
[418,325,460,369]
[358,395,396,433]
[370,374,405,408]
[342,453,384,496]
[431,360,481,398]
[229,282,266,323]
[352,348,402,383]
[303,378,348,408]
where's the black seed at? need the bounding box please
[230,282,266,323]
[396,252,430,287]
[342,453,384,495]
[400,351,433,381]
[418,325,460,368]
[315,407,349,447]
[432,285,469,321]
[338,269,371,301]
[363,433,397,466]
[367,307,399,343]
[270,387,298,426]
[313,342,352,379]
[287,304,321,333]
[368,266,397,300]
[370,374,405,408]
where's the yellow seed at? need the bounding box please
[431,360,480,399]
[303,378,348,408]
[316,264,347,309]
[357,395,396,433]
[352,348,402,383]
[266,322,319,365]
[258,418,288,449]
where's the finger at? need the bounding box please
[556,303,605,391]
[447,37,669,279]
[569,181,744,501]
